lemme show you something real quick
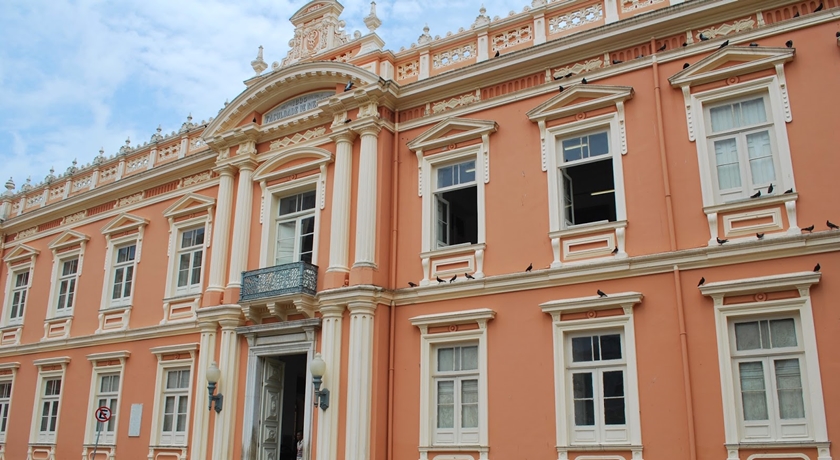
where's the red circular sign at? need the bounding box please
[95,406,112,422]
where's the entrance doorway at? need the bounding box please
[260,353,309,460]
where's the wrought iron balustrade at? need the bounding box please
[240,261,318,302]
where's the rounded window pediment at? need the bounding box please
[263,91,334,124]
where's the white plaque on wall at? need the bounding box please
[128,403,143,437]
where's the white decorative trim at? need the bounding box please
[149,344,197,448]
[411,309,494,457]
[541,294,643,456]
[83,351,128,446]
[700,272,830,458]
[722,207,783,238]
[29,357,70,446]
[162,199,213,302]
[257,174,323,269]
[548,3,603,35]
[252,146,332,183]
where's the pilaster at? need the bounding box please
[352,124,381,277]
[326,130,357,286]
[212,316,244,460]
[226,150,259,299]
[344,301,377,460]
[204,165,235,306]
[316,305,345,460]
[189,321,218,460]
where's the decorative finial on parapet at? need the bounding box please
[418,24,432,45]
[45,167,56,184]
[251,45,268,76]
[473,4,490,27]
[66,158,78,175]
[151,125,163,142]
[21,176,32,192]
[180,113,194,133]
[3,177,14,197]
[531,0,547,7]
[119,137,131,156]
[364,1,382,33]
[94,147,105,165]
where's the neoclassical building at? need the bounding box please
[1,0,839,459]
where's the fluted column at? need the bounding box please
[212,318,243,460]
[316,305,345,460]
[344,301,377,460]
[205,166,235,302]
[226,155,258,291]
[353,125,381,268]
[189,321,218,460]
[328,132,356,273]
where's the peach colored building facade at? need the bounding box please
[1,1,840,460]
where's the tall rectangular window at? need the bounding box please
[0,381,11,442]
[705,95,780,202]
[175,228,204,294]
[94,374,120,442]
[433,344,480,444]
[55,258,79,313]
[160,368,190,445]
[557,131,617,227]
[275,190,316,265]
[38,378,61,443]
[731,317,808,440]
[434,160,478,248]
[8,270,30,323]
[111,244,136,303]
[567,332,628,444]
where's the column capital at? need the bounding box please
[212,164,237,177]
[330,129,358,144]
[319,304,347,319]
[230,156,259,172]
[353,121,382,137]
[348,301,377,316]
[197,305,245,325]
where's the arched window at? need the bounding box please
[263,91,333,124]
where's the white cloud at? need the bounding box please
[0,0,525,188]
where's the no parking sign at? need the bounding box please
[95,406,112,423]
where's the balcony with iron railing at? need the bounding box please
[239,261,318,323]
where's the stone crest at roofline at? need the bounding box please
[281,0,355,68]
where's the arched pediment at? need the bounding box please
[253,146,333,182]
[203,61,381,139]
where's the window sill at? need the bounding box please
[725,441,829,449]
[562,443,643,451]
[163,293,201,302]
[0,323,22,331]
[420,445,489,452]
[704,192,798,215]
[421,243,486,259]
[44,313,73,321]
[99,304,133,313]
[550,220,627,239]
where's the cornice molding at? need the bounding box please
[86,350,131,362]
[407,117,497,152]
[540,291,643,315]
[699,271,820,298]
[409,308,496,328]
[150,342,200,357]
[669,46,795,88]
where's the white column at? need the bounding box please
[316,305,344,460]
[353,126,381,268]
[227,159,258,289]
[212,318,242,460]
[207,166,235,294]
[344,301,377,460]
[327,132,356,273]
[189,322,218,460]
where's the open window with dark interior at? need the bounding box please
[559,131,617,227]
[435,160,478,248]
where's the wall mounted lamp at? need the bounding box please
[310,353,330,410]
[206,361,223,413]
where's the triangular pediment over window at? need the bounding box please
[3,244,39,264]
[253,146,333,182]
[407,117,497,152]
[48,230,90,252]
[669,46,794,88]
[101,213,149,236]
[163,194,216,219]
[526,85,634,122]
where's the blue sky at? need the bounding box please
[0,0,518,189]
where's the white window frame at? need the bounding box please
[550,118,628,231]
[29,357,70,446]
[273,189,318,266]
[410,309,494,460]
[0,362,20,444]
[431,343,480,445]
[162,193,214,300]
[46,231,89,319]
[258,174,323,269]
[691,78,795,206]
[5,267,31,326]
[100,214,147,311]
[149,344,197,447]
[84,351,128,446]
[108,241,138,308]
[541,292,643,459]
[431,158,479,249]
[700,272,830,460]
[2,244,38,328]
